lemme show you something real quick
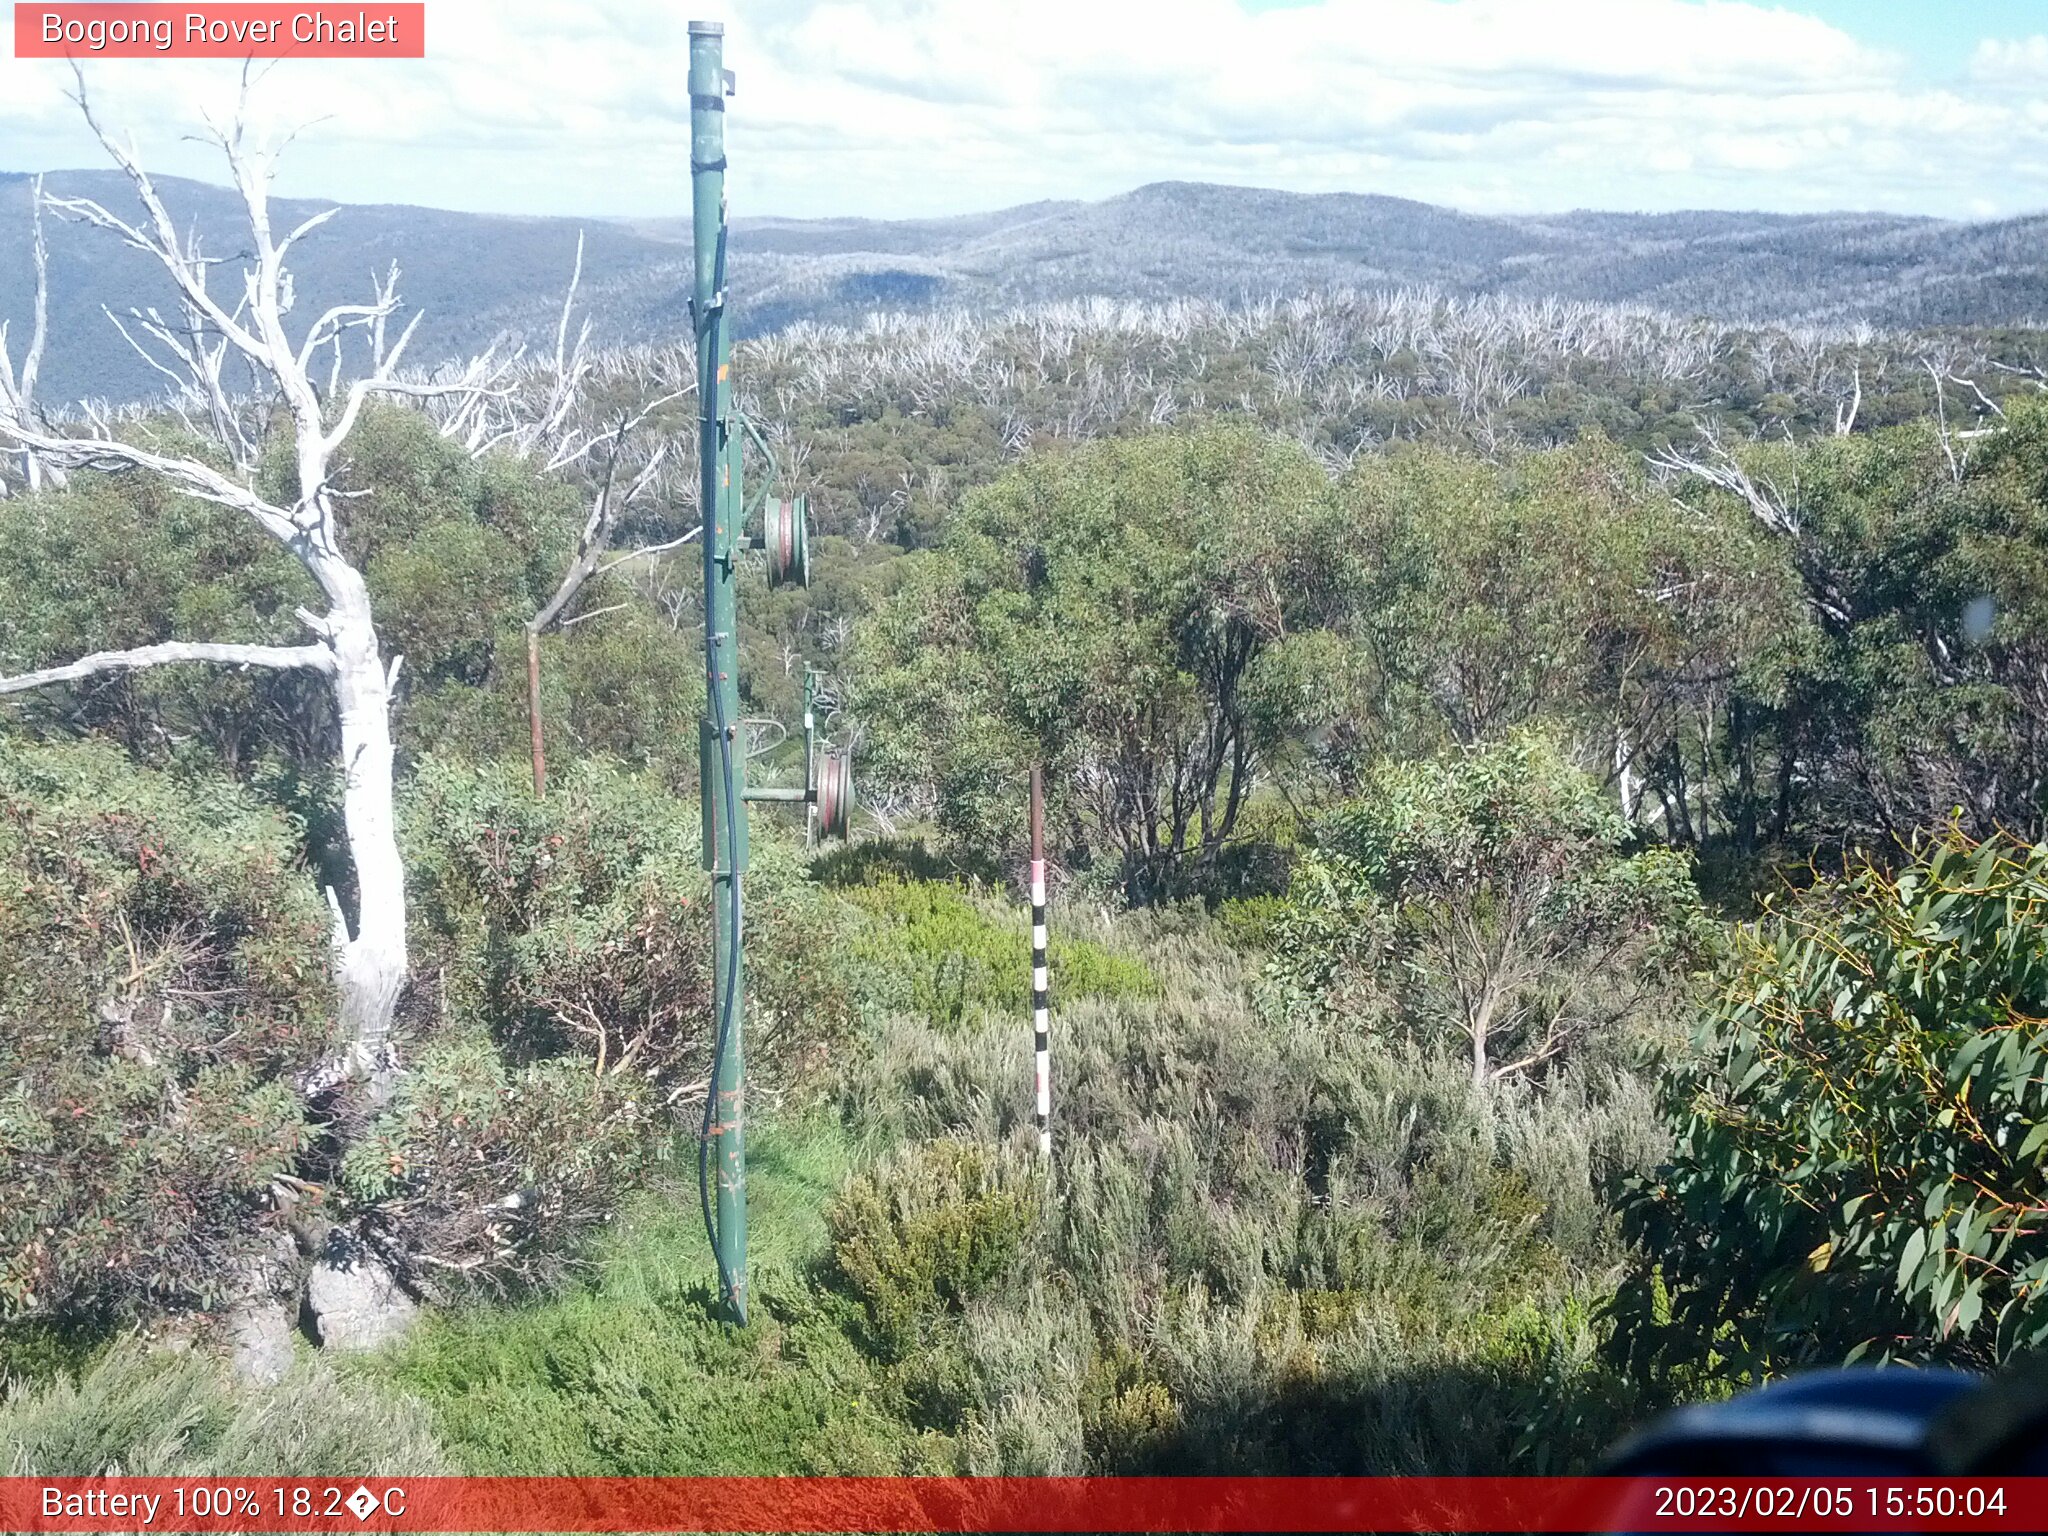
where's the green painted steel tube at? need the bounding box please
[689,17,747,1325]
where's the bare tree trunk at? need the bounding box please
[323,567,406,1083]
[0,174,63,494]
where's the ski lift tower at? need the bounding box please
[688,19,852,1325]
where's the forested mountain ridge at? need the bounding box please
[6,168,2047,404]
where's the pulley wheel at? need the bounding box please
[816,749,854,840]
[764,495,810,589]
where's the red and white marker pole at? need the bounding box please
[1029,763,1051,1159]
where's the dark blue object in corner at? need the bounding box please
[1602,1367,1985,1477]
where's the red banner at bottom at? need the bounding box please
[5,1476,2046,1533]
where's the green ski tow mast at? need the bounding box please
[688,19,848,1324]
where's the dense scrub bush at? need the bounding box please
[1267,733,1711,1084]
[3,1345,447,1475]
[405,755,850,1082]
[0,447,326,776]
[1614,832,2048,1382]
[826,1139,1042,1362]
[0,739,335,1324]
[339,1044,662,1294]
[374,755,855,1286]
[368,895,1659,1477]
[834,922,1660,1472]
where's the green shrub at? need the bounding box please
[829,907,1665,1473]
[1211,893,1289,954]
[380,756,853,1285]
[827,1139,1042,1362]
[840,876,1156,1029]
[1615,831,2048,1381]
[0,739,335,1324]
[405,755,850,1088]
[1267,732,1710,1084]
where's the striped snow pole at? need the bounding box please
[1029,763,1051,1159]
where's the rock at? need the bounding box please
[224,1230,304,1384]
[229,1299,297,1384]
[304,1240,418,1352]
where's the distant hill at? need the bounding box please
[5,171,2047,405]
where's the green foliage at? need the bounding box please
[1738,403,2048,842]
[403,753,711,1082]
[826,1139,1041,1362]
[1267,733,1711,1083]
[378,755,854,1283]
[1325,439,1801,778]
[404,754,849,1079]
[0,739,335,1323]
[823,899,1664,1467]
[2,1344,448,1475]
[854,425,1341,900]
[16,334,2048,1485]
[839,876,1157,1029]
[1209,893,1290,955]
[0,405,700,783]
[1615,832,2048,1382]
[0,449,325,774]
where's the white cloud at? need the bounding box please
[0,0,2043,219]
[1972,34,2048,83]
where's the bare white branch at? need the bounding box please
[0,640,333,696]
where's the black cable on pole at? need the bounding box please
[699,672,743,1316]
[697,215,745,1321]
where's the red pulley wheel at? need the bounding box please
[816,749,853,840]
[764,495,810,589]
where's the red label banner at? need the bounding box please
[13,4,425,58]
[3,1476,2048,1533]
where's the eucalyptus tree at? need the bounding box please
[855,424,1341,900]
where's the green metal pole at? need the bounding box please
[803,670,819,849]
[689,17,747,1324]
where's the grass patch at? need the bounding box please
[373,1114,957,1474]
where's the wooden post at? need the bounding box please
[1030,763,1050,1159]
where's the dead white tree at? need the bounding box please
[0,175,64,494]
[0,78,501,1093]
[498,248,696,796]
[1648,423,1852,628]
[522,407,688,795]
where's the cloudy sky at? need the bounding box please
[4,0,2047,222]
